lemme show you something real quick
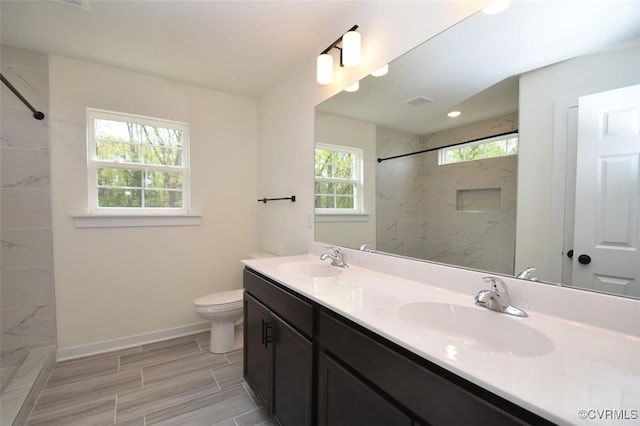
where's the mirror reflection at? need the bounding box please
[315,1,640,298]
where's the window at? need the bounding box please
[438,133,518,165]
[315,143,363,213]
[87,109,190,214]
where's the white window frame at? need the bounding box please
[438,132,518,165]
[314,143,364,215]
[86,108,191,216]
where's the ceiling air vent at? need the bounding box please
[55,0,90,10]
[405,96,434,106]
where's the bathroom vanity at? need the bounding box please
[242,250,640,426]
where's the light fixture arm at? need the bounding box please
[320,25,358,67]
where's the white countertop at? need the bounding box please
[243,253,640,426]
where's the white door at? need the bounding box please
[573,84,640,297]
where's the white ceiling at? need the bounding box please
[316,1,640,135]
[0,0,365,98]
[2,0,639,113]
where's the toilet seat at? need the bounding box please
[194,289,243,308]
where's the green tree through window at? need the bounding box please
[315,144,362,212]
[439,133,518,165]
[88,109,189,212]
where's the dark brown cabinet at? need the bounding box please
[318,350,413,426]
[243,267,552,426]
[243,269,313,426]
[243,293,270,404]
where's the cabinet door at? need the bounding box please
[244,293,271,406]
[318,351,413,426]
[271,313,313,426]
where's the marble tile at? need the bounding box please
[26,397,116,426]
[0,107,49,150]
[1,65,49,112]
[0,304,56,351]
[427,221,464,245]
[119,340,201,371]
[32,368,141,417]
[13,346,56,426]
[144,385,255,426]
[5,346,52,391]
[1,188,52,229]
[1,384,31,425]
[115,370,219,422]
[1,366,19,394]
[1,228,54,269]
[0,147,50,189]
[1,267,55,309]
[0,345,30,368]
[463,222,515,249]
[143,351,228,385]
[397,220,421,240]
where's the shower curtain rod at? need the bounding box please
[377,130,518,163]
[0,73,45,120]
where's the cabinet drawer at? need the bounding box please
[318,310,546,426]
[243,268,313,338]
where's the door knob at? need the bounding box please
[578,254,591,265]
[567,249,574,259]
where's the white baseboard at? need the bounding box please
[56,322,211,362]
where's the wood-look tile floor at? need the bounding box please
[26,331,274,426]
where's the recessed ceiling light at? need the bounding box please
[482,0,511,15]
[447,111,462,118]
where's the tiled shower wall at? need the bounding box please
[1,45,57,367]
[376,113,518,275]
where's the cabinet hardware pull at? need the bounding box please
[261,319,266,345]
[264,321,274,348]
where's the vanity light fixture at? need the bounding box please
[344,81,360,92]
[316,25,360,85]
[447,111,462,118]
[371,64,389,77]
[482,0,511,15]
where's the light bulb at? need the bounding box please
[342,31,361,67]
[317,53,333,85]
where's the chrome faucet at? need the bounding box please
[474,276,527,317]
[359,243,375,253]
[320,246,349,268]
[516,267,540,282]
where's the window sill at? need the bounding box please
[315,213,369,223]
[73,214,202,228]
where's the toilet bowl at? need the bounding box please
[194,289,244,353]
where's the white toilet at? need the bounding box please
[194,289,244,353]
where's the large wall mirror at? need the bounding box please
[314,1,640,299]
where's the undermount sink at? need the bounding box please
[397,302,554,357]
[278,262,342,278]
